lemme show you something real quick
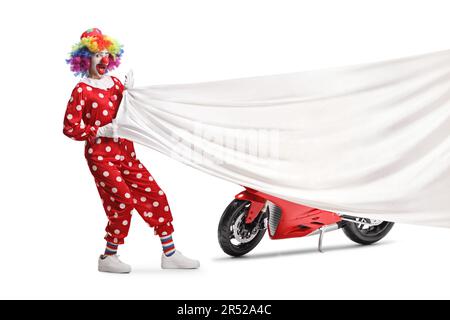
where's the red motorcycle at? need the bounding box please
[218,187,394,256]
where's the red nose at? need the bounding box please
[101,56,109,65]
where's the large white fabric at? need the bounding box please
[111,50,450,228]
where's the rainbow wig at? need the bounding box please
[66,28,124,77]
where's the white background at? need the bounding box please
[1,0,450,299]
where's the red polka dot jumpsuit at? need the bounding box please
[63,76,175,244]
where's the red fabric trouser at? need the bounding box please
[86,137,174,244]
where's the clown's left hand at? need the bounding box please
[124,69,134,90]
[96,122,117,138]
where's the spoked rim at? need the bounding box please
[354,217,391,236]
[229,203,265,247]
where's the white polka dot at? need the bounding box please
[113,138,119,143]
[80,122,85,129]
[149,176,154,181]
[167,222,171,226]
[110,197,115,202]
[136,173,142,179]
[132,184,138,188]
[114,229,120,235]
[96,138,101,144]
[113,78,118,82]
[164,206,169,212]
[133,199,138,204]
[113,238,118,243]
[158,217,164,223]
[80,100,85,106]
[125,193,131,199]
[112,187,118,193]
[138,164,143,169]
[108,162,113,166]
[92,102,98,109]
[76,105,82,111]
[100,182,106,187]
[162,231,168,236]
[122,220,128,226]
[158,190,164,195]
[131,152,135,157]
[92,165,97,171]
[113,213,118,218]
[86,86,92,91]
[95,120,101,126]
[123,170,130,175]
[103,110,108,116]
[113,95,118,100]
[77,87,82,93]
[153,201,159,207]
[116,176,122,182]
[107,206,111,211]
[120,156,125,161]
[140,197,147,202]
[115,85,120,90]
[86,113,91,119]
[103,171,109,177]
[109,101,113,107]
[128,162,133,167]
[98,156,103,161]
[115,155,121,160]
[144,212,153,218]
[88,148,93,154]
[105,146,111,152]
[70,97,74,102]
[145,187,151,192]
[119,203,126,209]
[67,114,73,120]
[99,93,104,98]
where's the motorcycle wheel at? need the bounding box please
[342,217,394,245]
[218,199,267,257]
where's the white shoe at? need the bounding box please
[161,251,200,269]
[98,255,132,274]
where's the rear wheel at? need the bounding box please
[218,199,267,257]
[342,217,394,245]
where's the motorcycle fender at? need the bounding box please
[235,191,266,224]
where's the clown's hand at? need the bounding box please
[96,122,118,138]
[124,69,134,90]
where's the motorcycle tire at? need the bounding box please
[218,199,267,257]
[342,217,394,245]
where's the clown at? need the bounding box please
[63,28,200,273]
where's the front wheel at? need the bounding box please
[342,217,394,245]
[218,199,267,257]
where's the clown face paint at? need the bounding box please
[89,50,110,78]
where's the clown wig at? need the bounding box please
[66,28,124,77]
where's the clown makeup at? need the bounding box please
[89,50,110,79]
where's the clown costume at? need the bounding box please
[63,28,200,273]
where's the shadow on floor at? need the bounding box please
[212,240,396,261]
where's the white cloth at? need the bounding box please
[112,50,450,228]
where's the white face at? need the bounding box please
[89,50,110,78]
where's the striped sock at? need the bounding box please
[160,234,176,257]
[104,242,119,256]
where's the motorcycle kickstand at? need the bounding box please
[318,227,325,253]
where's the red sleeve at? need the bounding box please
[62,85,99,141]
[111,76,125,101]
